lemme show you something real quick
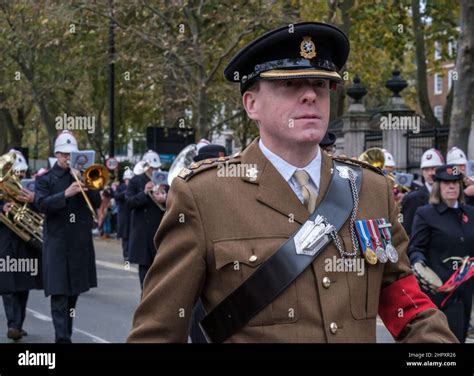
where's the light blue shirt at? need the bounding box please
[259,139,321,204]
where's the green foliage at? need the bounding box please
[0,0,460,159]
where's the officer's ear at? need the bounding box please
[242,84,261,122]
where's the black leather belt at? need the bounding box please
[200,160,362,343]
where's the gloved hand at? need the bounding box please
[412,262,443,293]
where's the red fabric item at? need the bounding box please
[378,274,436,339]
[437,257,474,307]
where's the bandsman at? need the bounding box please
[126,151,166,289]
[35,130,101,343]
[0,150,43,341]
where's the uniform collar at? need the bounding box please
[435,201,460,213]
[51,161,70,177]
[240,137,332,225]
[258,138,321,189]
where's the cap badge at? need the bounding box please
[427,154,432,160]
[300,36,316,59]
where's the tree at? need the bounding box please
[411,0,441,126]
[448,0,473,152]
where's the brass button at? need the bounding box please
[322,276,331,289]
[330,322,338,334]
[249,255,258,263]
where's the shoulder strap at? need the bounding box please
[199,160,362,342]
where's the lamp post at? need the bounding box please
[33,118,38,172]
[108,0,115,158]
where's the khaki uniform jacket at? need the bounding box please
[128,138,457,343]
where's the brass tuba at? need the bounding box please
[167,144,198,186]
[0,152,43,247]
[358,148,411,193]
[358,148,386,169]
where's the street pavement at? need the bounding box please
[0,237,141,343]
[1,237,468,343]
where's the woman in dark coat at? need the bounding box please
[409,165,474,342]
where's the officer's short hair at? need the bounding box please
[429,181,465,205]
[245,79,261,94]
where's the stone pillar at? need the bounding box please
[381,69,414,171]
[342,75,370,158]
[342,105,371,158]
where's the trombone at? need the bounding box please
[68,162,110,222]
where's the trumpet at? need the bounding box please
[68,162,110,222]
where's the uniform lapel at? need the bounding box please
[315,150,333,208]
[52,162,69,178]
[240,138,333,225]
[311,150,335,289]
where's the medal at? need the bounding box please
[355,220,378,265]
[377,218,398,263]
[385,243,398,263]
[367,219,388,263]
[365,248,378,265]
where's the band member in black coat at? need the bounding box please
[0,150,43,341]
[35,131,101,343]
[126,151,166,289]
[401,148,444,236]
[319,131,337,156]
[114,168,133,262]
[408,165,474,342]
[446,146,474,206]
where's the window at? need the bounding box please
[434,106,443,123]
[225,138,233,155]
[434,74,443,95]
[434,41,442,60]
[448,40,457,58]
[448,70,454,90]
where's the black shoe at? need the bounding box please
[7,328,22,340]
[20,329,28,337]
[55,338,72,343]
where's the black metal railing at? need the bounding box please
[406,128,449,171]
[364,131,383,150]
